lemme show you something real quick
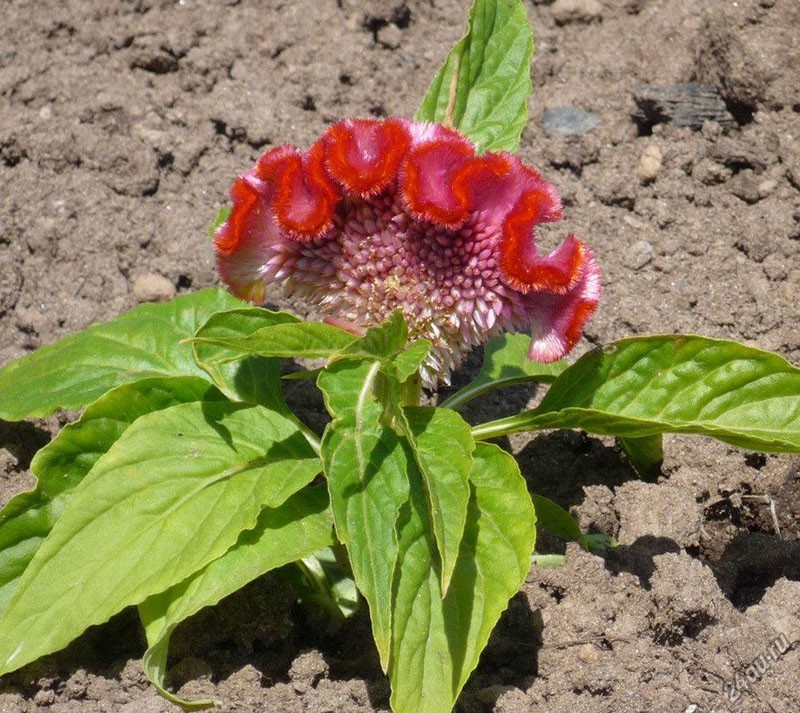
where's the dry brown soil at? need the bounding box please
[1,1,799,712]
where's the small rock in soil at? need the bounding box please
[636,144,662,183]
[551,0,603,24]
[377,23,403,49]
[632,83,734,132]
[542,107,601,137]
[623,239,654,270]
[132,274,176,303]
[730,169,762,204]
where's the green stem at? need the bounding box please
[471,412,541,441]
[439,376,532,410]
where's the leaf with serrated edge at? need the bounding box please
[0,288,244,421]
[0,401,320,675]
[140,486,334,710]
[401,406,473,594]
[192,307,300,412]
[392,340,432,383]
[334,311,408,363]
[318,360,410,670]
[388,442,535,713]
[0,376,223,615]
[414,0,534,153]
[474,336,800,453]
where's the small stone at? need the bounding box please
[757,178,777,199]
[623,239,654,270]
[132,273,176,303]
[542,107,601,137]
[551,0,603,24]
[377,23,403,49]
[730,169,761,204]
[577,643,603,663]
[636,145,662,183]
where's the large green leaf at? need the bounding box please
[472,336,800,452]
[0,377,222,614]
[414,0,534,153]
[318,360,411,670]
[192,321,355,361]
[140,486,334,710]
[401,407,473,594]
[440,333,566,410]
[0,401,320,675]
[0,288,244,421]
[388,442,535,713]
[192,307,300,413]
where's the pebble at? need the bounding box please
[577,643,603,663]
[551,0,603,24]
[636,144,662,183]
[730,169,761,204]
[757,178,777,198]
[377,23,403,49]
[132,273,176,303]
[623,239,654,270]
[542,107,601,137]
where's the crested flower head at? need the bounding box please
[215,117,601,387]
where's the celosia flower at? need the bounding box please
[215,117,600,386]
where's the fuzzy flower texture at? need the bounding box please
[215,117,601,387]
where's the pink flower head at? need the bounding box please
[215,117,601,386]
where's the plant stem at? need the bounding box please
[439,376,533,410]
[470,413,533,441]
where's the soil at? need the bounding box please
[1,0,799,712]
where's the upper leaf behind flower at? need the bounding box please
[415,0,534,154]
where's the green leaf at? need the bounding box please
[388,442,535,713]
[0,377,223,614]
[334,311,408,363]
[0,288,244,421]
[392,340,433,383]
[0,401,320,675]
[318,360,411,670]
[440,333,566,410]
[192,307,299,411]
[139,486,334,711]
[208,205,231,238]
[618,434,664,478]
[333,313,432,386]
[401,407,474,594]
[530,494,581,542]
[530,495,615,554]
[472,336,800,454]
[192,321,355,361]
[414,0,534,153]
